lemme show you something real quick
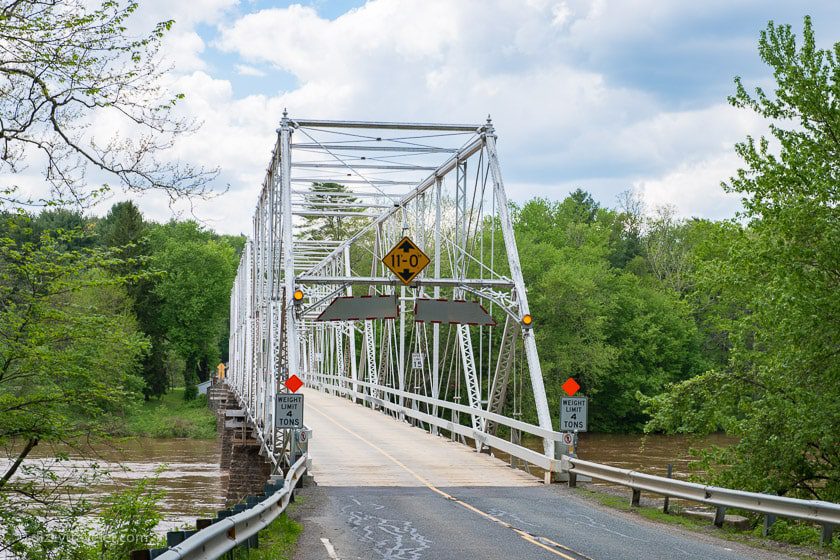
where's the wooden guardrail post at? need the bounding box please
[762,514,776,536]
[713,506,726,528]
[821,523,835,547]
[662,464,672,513]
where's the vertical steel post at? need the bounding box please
[484,124,555,461]
[431,178,442,432]
[280,113,299,385]
[398,284,406,411]
[344,247,358,395]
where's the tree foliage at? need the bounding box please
[0,1,230,553]
[512,197,705,431]
[644,17,840,501]
[148,221,239,397]
[300,182,365,240]
[0,218,147,492]
[0,208,242,554]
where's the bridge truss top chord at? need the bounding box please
[227,113,556,472]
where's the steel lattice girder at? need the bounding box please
[226,116,556,469]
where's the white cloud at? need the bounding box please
[161,31,207,73]
[65,0,792,235]
[635,151,745,220]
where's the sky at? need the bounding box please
[86,0,840,234]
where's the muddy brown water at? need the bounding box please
[4,438,224,531]
[574,432,737,478]
[5,433,734,531]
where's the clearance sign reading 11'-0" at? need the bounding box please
[382,236,430,285]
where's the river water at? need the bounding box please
[5,432,734,533]
[576,432,736,478]
[19,438,225,531]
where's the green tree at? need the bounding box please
[98,201,147,251]
[300,182,364,240]
[565,188,600,224]
[0,221,147,523]
[645,17,840,501]
[149,222,238,399]
[513,196,704,431]
[0,1,220,552]
[98,201,172,399]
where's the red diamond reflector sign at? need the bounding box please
[284,374,303,393]
[562,377,580,397]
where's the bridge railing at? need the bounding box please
[310,375,839,544]
[148,454,308,560]
[562,455,840,545]
[310,372,565,475]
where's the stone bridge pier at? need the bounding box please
[208,382,272,505]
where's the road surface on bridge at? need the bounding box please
[294,389,793,560]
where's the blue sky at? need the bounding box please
[104,0,839,233]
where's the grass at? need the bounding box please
[576,487,840,558]
[232,502,303,560]
[113,387,217,439]
[756,520,840,555]
[577,488,705,528]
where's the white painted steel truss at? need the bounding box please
[228,115,555,470]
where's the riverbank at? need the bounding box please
[110,388,217,439]
[574,484,840,559]
[233,506,302,560]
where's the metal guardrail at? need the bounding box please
[562,455,839,544]
[154,454,308,560]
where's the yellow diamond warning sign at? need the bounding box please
[383,236,430,285]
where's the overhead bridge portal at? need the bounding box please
[226,115,562,477]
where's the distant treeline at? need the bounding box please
[0,202,245,401]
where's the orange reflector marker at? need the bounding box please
[522,314,533,327]
[293,289,304,301]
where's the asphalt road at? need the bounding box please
[293,389,795,560]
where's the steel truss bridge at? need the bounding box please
[152,115,839,560]
[227,114,561,476]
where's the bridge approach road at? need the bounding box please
[293,388,794,560]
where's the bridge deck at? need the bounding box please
[304,388,540,488]
[297,389,795,560]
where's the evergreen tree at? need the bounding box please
[300,182,363,240]
[98,201,146,250]
[98,201,169,399]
